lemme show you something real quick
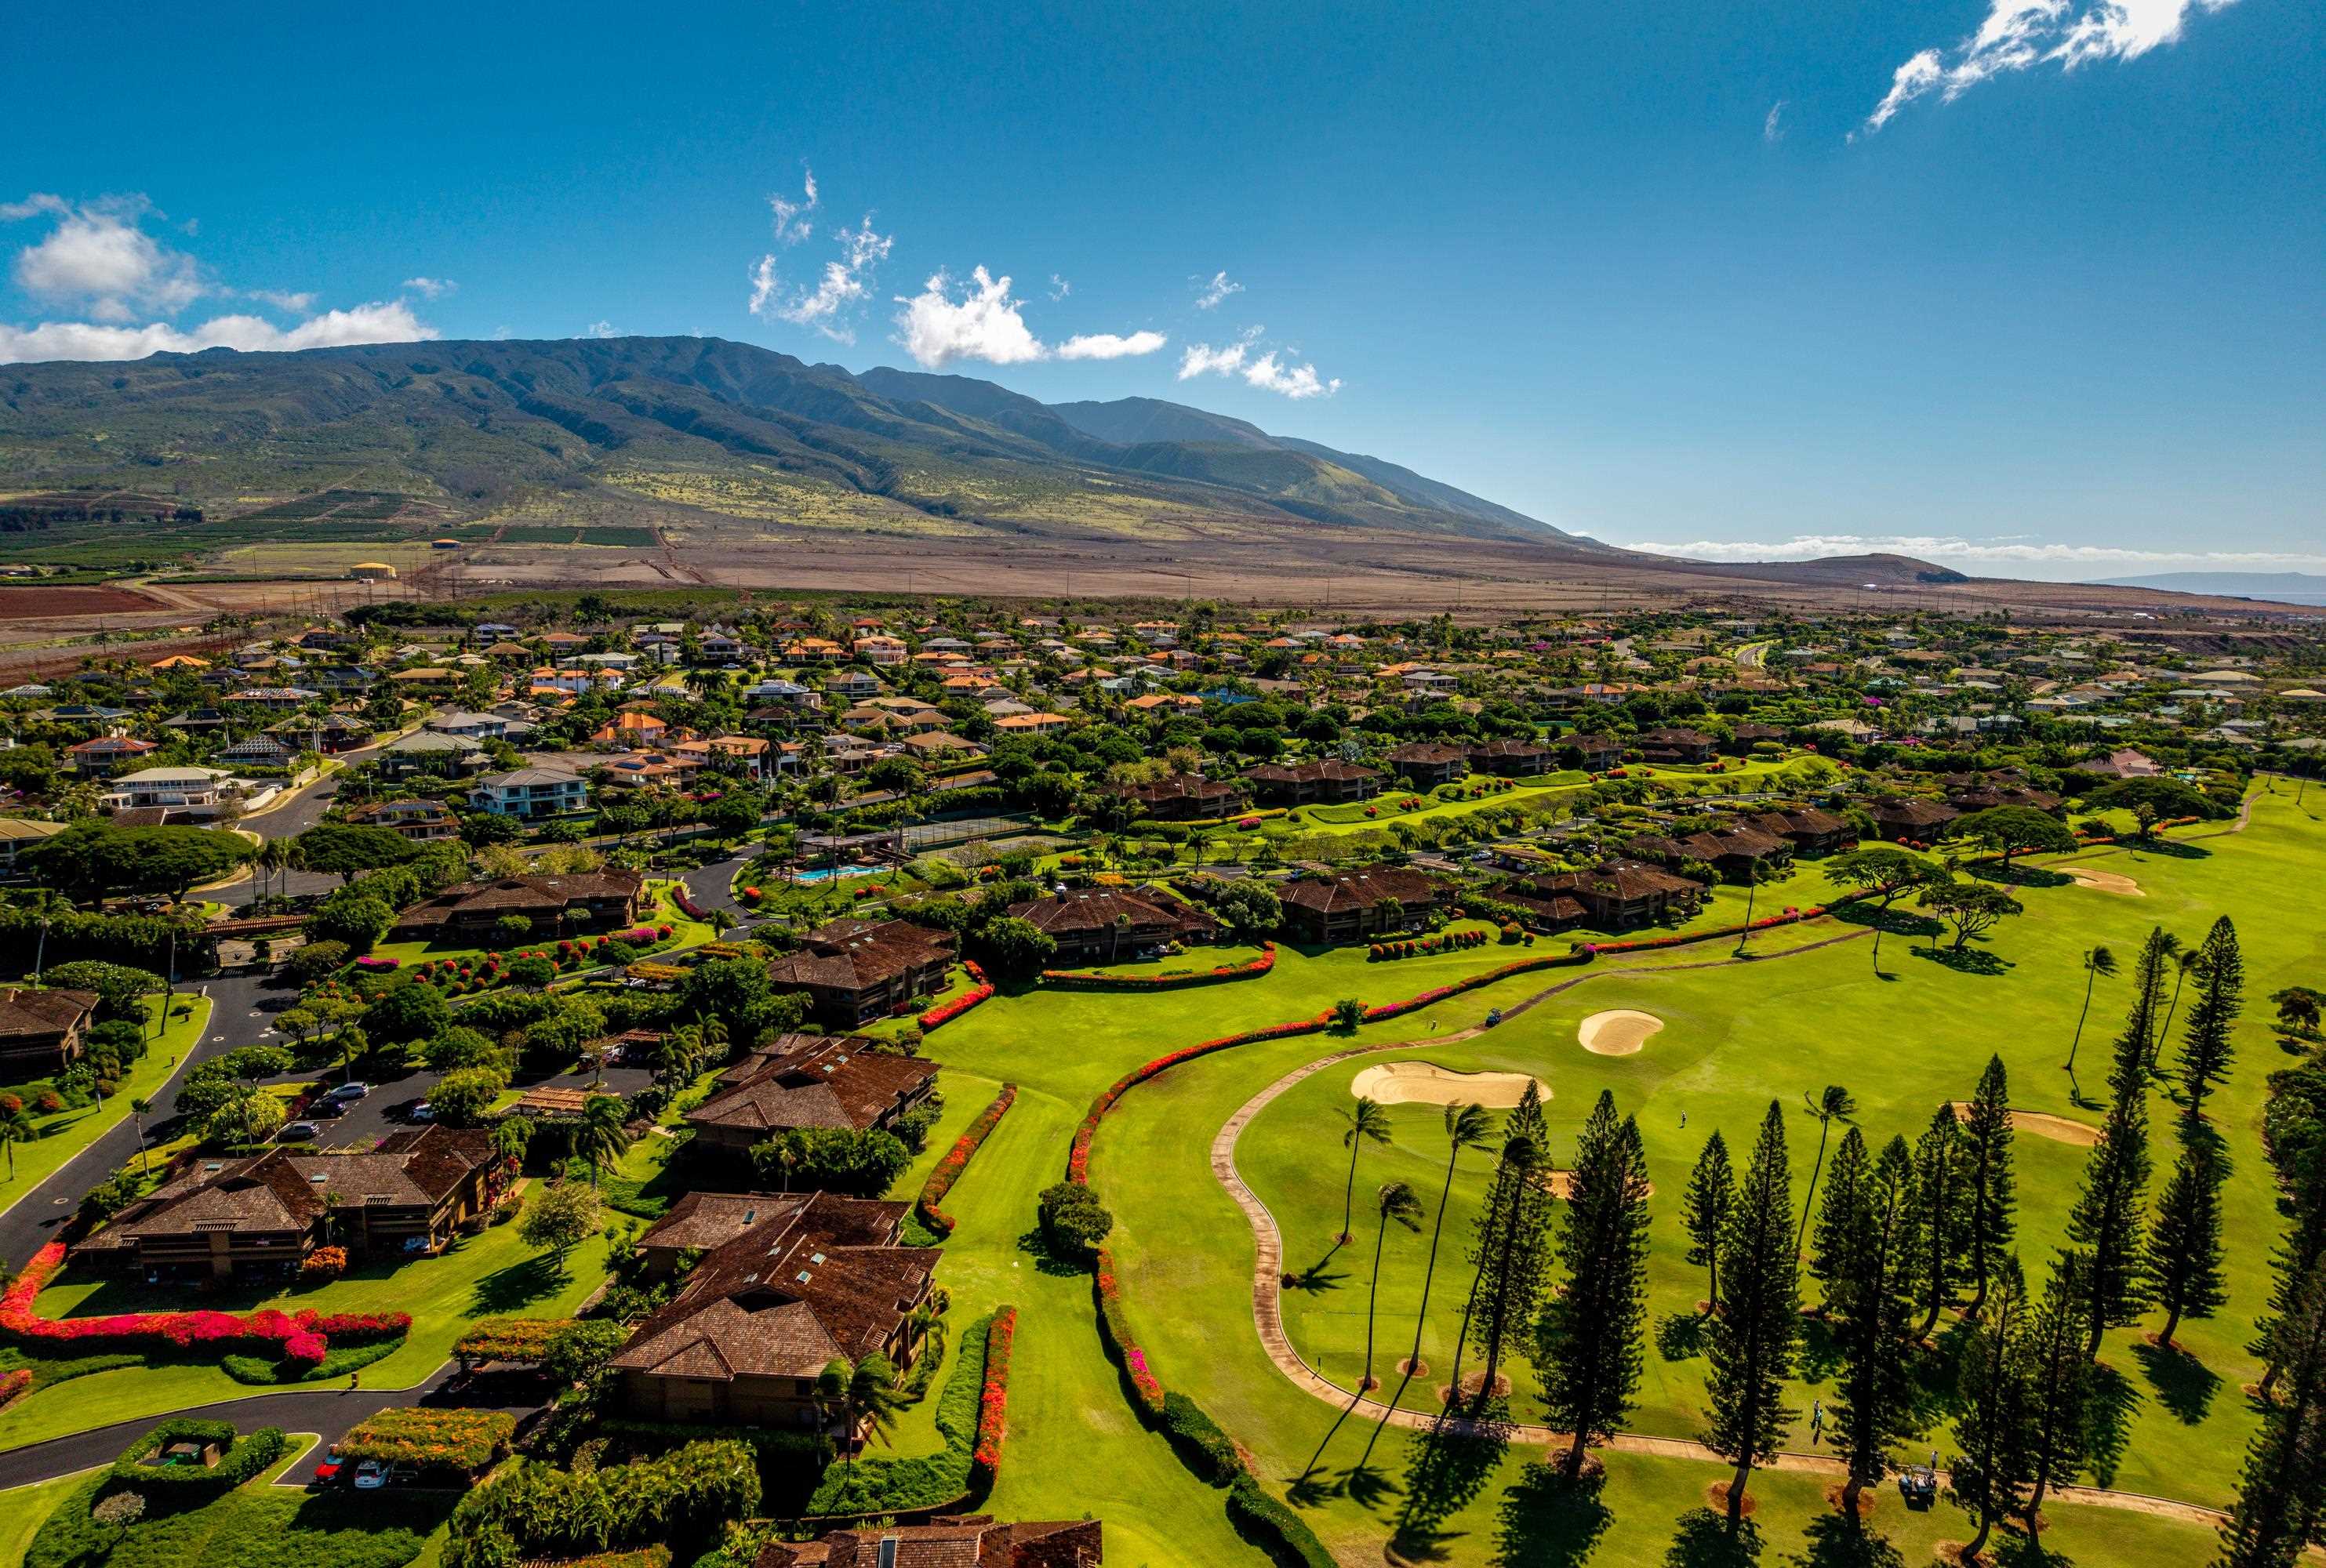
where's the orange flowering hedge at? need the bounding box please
[1094,1247,1165,1415]
[0,1367,28,1410]
[340,1406,516,1471]
[1041,943,1275,991]
[916,1083,1017,1236]
[971,1305,1016,1483]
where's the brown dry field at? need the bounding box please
[0,584,181,620]
[379,532,2317,622]
[12,527,2312,644]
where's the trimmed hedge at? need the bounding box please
[0,1366,28,1410]
[220,1334,403,1386]
[2,1242,409,1363]
[1227,1472,1338,1568]
[1161,1392,1240,1485]
[340,1406,514,1472]
[970,1306,1015,1486]
[1040,944,1276,991]
[915,1083,1016,1236]
[801,1307,1005,1519]
[919,960,994,1032]
[111,1419,286,1493]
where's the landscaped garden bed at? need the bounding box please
[914,1083,1016,1236]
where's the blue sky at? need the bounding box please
[5,1,2320,578]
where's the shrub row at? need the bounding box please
[1357,949,1594,1024]
[802,1308,998,1519]
[340,1406,516,1471]
[1069,1014,1336,1183]
[111,1419,287,1493]
[915,1083,1017,1236]
[442,1440,760,1568]
[1040,943,1275,991]
[452,1316,575,1366]
[1365,928,1488,961]
[0,1243,408,1365]
[1572,891,1874,956]
[918,960,992,1032]
[971,1306,1016,1485]
[1227,1472,1338,1568]
[1161,1392,1241,1484]
[1093,1247,1165,1415]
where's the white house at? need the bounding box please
[471,767,588,819]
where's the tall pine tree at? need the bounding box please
[2177,916,2245,1140]
[2215,1254,2326,1568]
[2150,1141,2229,1348]
[1962,1055,2018,1312]
[1826,1134,1921,1517]
[1536,1091,1652,1480]
[2019,1250,2093,1530]
[1810,1126,1872,1308]
[1681,1131,1734,1316]
[2125,925,2174,1078]
[1910,1103,1969,1341]
[2257,1058,2326,1397]
[1449,1081,1553,1411]
[2067,1079,2153,1356]
[1705,1102,1801,1530]
[1950,1255,2030,1565]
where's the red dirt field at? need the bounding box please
[0,584,172,619]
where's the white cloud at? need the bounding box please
[750,216,892,343]
[1860,0,2239,133]
[0,299,437,364]
[1176,330,1339,397]
[769,169,818,247]
[401,276,456,299]
[1623,532,2326,575]
[1049,274,1070,300]
[245,289,318,312]
[1194,270,1243,310]
[1240,350,1339,399]
[587,319,619,339]
[1056,330,1168,361]
[1763,100,1787,142]
[6,194,203,318]
[893,266,1046,367]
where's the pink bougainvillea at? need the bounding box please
[1,1243,408,1364]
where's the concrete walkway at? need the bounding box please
[1205,933,2235,1532]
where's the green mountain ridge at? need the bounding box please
[0,335,1593,550]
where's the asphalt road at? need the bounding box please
[0,1363,552,1490]
[0,967,288,1269]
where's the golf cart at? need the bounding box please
[1898,1459,1938,1510]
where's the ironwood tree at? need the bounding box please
[1536,1091,1652,1481]
[1705,1101,1801,1530]
[1680,1129,1734,1315]
[1962,1055,2018,1312]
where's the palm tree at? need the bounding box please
[904,1298,949,1371]
[576,1094,628,1189]
[129,1096,154,1170]
[1362,1181,1425,1394]
[818,1353,906,1466]
[1733,862,1763,955]
[2065,944,2117,1087]
[0,1109,31,1179]
[1794,1084,1856,1254]
[2155,942,2202,1070]
[1337,1098,1394,1246]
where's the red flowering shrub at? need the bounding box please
[1,1243,409,1362]
[1040,945,1275,991]
[916,1082,1017,1235]
[0,1367,29,1410]
[972,1306,1017,1483]
[1094,1249,1165,1415]
[919,960,994,1032]
[282,1328,328,1368]
[34,1090,63,1116]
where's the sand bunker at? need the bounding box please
[1539,1170,1655,1200]
[1350,1062,1546,1108]
[2060,866,2144,897]
[1949,1103,2102,1146]
[1579,1009,1664,1055]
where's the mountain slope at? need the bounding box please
[0,336,1570,548]
[2093,571,2326,605]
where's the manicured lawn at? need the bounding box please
[0,993,213,1214]
[0,1215,612,1450]
[900,788,2307,1564]
[0,1470,95,1568]
[19,1456,451,1568]
[1280,753,1831,834]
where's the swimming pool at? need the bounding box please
[790,864,878,883]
